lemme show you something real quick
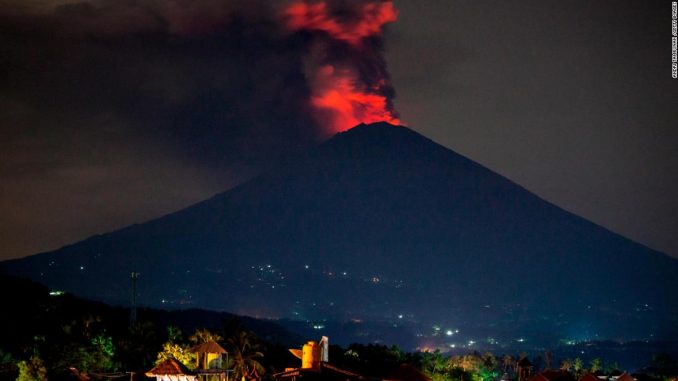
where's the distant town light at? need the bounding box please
[446,330,453,336]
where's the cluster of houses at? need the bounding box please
[514,357,638,381]
[145,338,650,381]
[146,337,429,381]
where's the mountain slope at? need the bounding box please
[2,122,677,347]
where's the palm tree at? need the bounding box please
[422,350,445,375]
[573,358,583,377]
[460,353,482,373]
[189,328,223,345]
[589,358,602,374]
[226,331,264,381]
[560,358,573,372]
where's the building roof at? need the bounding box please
[146,358,194,376]
[580,373,600,381]
[616,373,635,381]
[529,370,574,381]
[190,340,227,354]
[274,362,371,381]
[385,364,432,381]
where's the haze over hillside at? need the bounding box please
[2,122,677,349]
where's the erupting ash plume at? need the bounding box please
[0,0,403,180]
[284,0,401,133]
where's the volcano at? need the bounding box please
[2,122,677,348]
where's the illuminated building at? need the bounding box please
[273,337,427,381]
[146,358,197,381]
[190,341,229,381]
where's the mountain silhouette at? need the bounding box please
[3,122,677,347]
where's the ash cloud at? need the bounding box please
[0,0,400,259]
[2,0,317,168]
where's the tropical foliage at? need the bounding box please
[2,272,678,381]
[226,330,265,380]
[155,327,196,368]
[16,355,47,381]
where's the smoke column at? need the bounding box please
[284,0,401,134]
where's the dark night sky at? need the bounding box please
[1,0,676,261]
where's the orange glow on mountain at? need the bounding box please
[283,1,400,133]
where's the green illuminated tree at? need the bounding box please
[55,334,118,374]
[476,353,499,381]
[92,334,117,371]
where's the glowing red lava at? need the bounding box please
[284,1,400,133]
[309,65,400,131]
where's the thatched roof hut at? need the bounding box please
[146,358,197,381]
